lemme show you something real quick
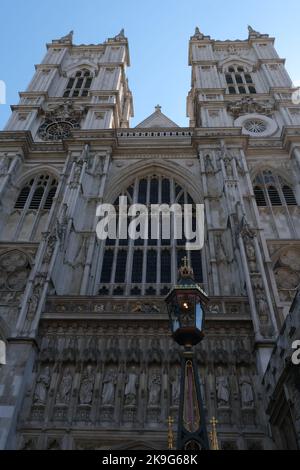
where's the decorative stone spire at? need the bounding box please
[155,104,162,113]
[247,25,268,39]
[53,30,74,45]
[192,26,204,40]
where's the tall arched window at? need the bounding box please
[97,176,203,296]
[254,170,297,208]
[225,65,256,95]
[63,69,93,98]
[3,174,58,242]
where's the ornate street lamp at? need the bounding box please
[165,257,210,450]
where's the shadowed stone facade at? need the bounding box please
[0,26,299,450]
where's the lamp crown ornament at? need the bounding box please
[178,256,194,280]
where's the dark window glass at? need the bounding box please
[114,250,127,283]
[44,186,57,210]
[245,74,253,83]
[161,179,170,204]
[161,249,171,283]
[29,187,44,209]
[237,67,244,73]
[100,250,114,283]
[191,251,203,283]
[226,74,233,84]
[146,250,157,283]
[229,87,236,94]
[239,86,246,94]
[150,178,159,204]
[235,74,243,84]
[249,86,256,94]
[228,67,235,73]
[15,186,31,209]
[138,179,147,204]
[282,186,297,205]
[268,186,282,206]
[254,186,267,206]
[132,250,143,283]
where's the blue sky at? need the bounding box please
[0,0,299,129]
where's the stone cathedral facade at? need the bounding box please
[0,26,299,450]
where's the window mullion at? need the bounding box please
[14,177,38,241]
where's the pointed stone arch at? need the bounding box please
[104,159,203,205]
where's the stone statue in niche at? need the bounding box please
[126,338,141,364]
[34,366,51,405]
[224,158,234,179]
[70,159,83,188]
[42,232,57,269]
[239,376,254,408]
[79,365,95,405]
[148,370,161,406]
[233,338,252,365]
[56,204,69,251]
[25,274,45,328]
[124,367,139,406]
[101,368,117,406]
[213,340,229,365]
[170,368,181,406]
[215,235,228,264]
[204,154,215,174]
[219,142,234,178]
[95,154,105,176]
[105,337,120,364]
[245,236,258,273]
[0,153,10,176]
[148,338,162,364]
[216,374,230,407]
[56,368,73,404]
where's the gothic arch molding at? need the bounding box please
[64,62,99,78]
[15,165,60,190]
[105,159,203,204]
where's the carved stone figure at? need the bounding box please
[216,235,227,264]
[148,338,162,363]
[56,204,69,250]
[101,369,117,405]
[56,368,73,404]
[70,160,83,188]
[124,368,139,406]
[240,377,254,407]
[126,338,141,364]
[213,340,228,365]
[216,375,230,407]
[245,237,257,272]
[204,154,215,173]
[170,368,181,406]
[34,367,51,404]
[148,371,161,406]
[105,338,120,364]
[233,339,252,365]
[0,154,10,176]
[79,365,95,405]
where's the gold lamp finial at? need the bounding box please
[167,416,175,450]
[209,417,219,450]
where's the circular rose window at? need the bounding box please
[244,119,267,134]
[234,113,278,137]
